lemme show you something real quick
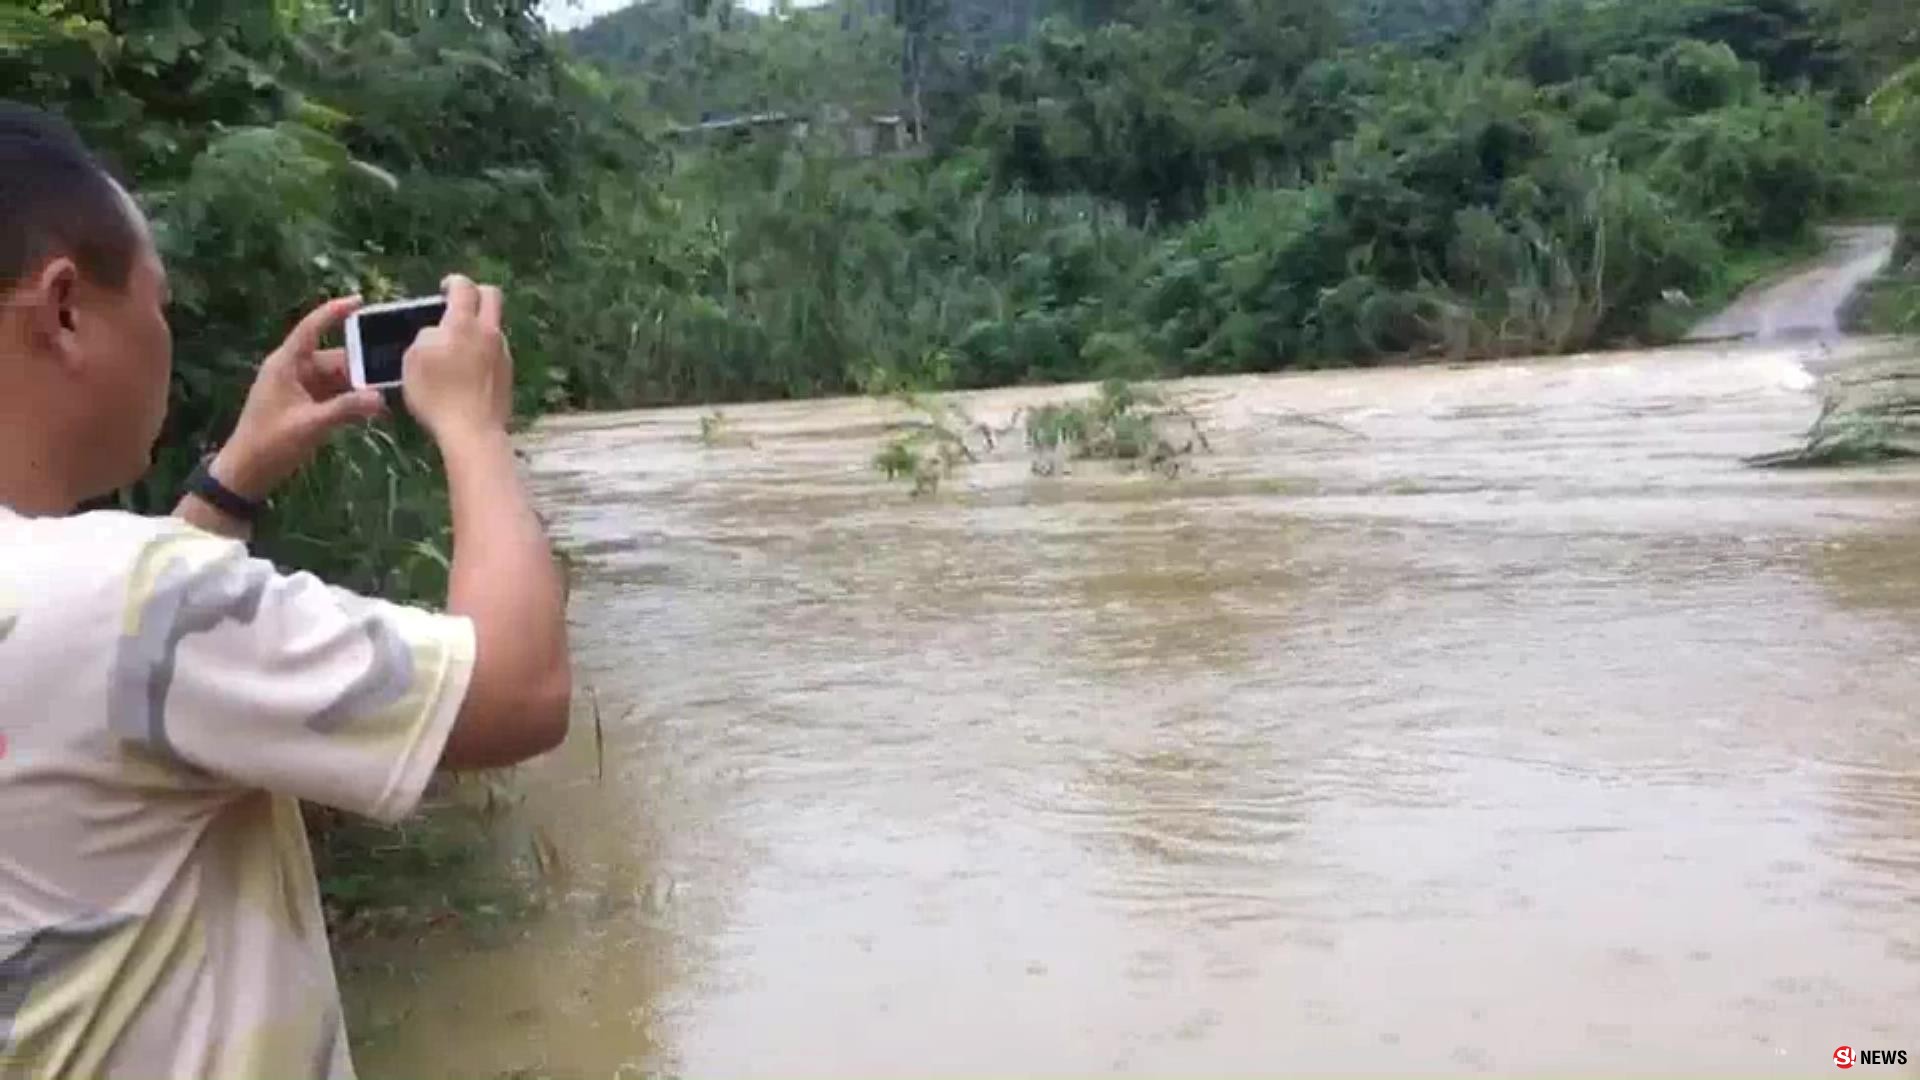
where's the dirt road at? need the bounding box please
[1688,225,1898,344]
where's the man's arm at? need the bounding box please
[404,276,570,768]
[174,282,570,771]
[436,424,571,767]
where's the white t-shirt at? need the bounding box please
[0,507,475,1080]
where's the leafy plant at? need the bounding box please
[697,408,756,447]
[1025,379,1207,475]
[872,391,980,495]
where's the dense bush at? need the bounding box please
[528,145,1147,404]
[1650,94,1843,244]
[1135,187,1354,371]
[1847,59,1920,334]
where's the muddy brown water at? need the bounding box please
[349,338,1920,1078]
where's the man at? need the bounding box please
[0,103,571,1078]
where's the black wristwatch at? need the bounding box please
[184,457,264,522]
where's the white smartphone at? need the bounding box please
[346,296,448,389]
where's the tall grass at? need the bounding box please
[537,145,1150,405]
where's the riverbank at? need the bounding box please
[1845,222,1920,336]
[1749,335,1920,466]
[1702,220,1920,466]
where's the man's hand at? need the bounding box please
[211,295,388,502]
[401,276,512,443]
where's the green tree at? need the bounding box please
[965,0,1341,221]
[1,0,636,597]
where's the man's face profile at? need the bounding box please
[71,198,175,489]
[0,106,176,505]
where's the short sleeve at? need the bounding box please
[108,526,475,824]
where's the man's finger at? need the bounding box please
[477,285,504,334]
[300,349,352,398]
[285,295,362,357]
[291,343,320,386]
[313,389,387,430]
[441,274,480,324]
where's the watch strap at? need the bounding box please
[185,457,263,522]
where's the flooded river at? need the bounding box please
[351,337,1920,1077]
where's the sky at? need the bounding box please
[542,0,783,29]
[541,0,640,29]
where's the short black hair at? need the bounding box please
[0,102,142,292]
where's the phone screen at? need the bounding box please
[357,301,446,386]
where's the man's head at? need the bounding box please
[0,103,171,510]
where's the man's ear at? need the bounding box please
[28,257,82,363]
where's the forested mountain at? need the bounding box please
[566,0,902,119]
[558,0,1918,391]
[568,0,1901,122]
